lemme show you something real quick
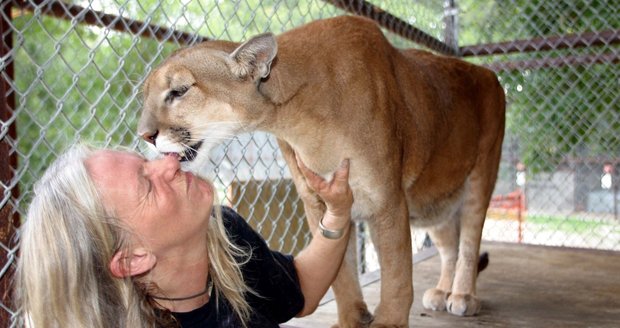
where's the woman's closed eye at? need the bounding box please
[144,178,153,195]
[139,165,153,196]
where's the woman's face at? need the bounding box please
[85,150,213,255]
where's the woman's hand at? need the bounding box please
[295,154,353,218]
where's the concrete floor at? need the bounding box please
[286,242,620,327]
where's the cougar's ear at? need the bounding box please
[229,33,277,82]
[109,247,156,278]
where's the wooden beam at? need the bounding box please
[461,29,620,57]
[14,0,206,45]
[483,52,619,72]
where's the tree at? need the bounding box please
[459,0,619,172]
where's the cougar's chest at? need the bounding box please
[348,174,382,222]
[350,190,377,221]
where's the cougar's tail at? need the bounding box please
[478,251,489,274]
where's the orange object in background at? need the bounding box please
[488,189,526,242]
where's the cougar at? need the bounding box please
[138,15,505,328]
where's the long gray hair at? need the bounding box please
[14,144,252,327]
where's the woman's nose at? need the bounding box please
[144,155,180,180]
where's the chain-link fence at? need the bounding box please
[458,1,620,250]
[1,0,618,324]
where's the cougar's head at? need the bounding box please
[138,33,278,172]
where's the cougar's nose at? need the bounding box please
[141,130,159,146]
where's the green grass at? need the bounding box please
[527,214,618,234]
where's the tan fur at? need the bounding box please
[138,16,505,328]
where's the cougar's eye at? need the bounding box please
[165,85,189,104]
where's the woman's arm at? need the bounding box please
[293,156,353,316]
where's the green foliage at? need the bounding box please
[460,0,619,172]
[500,61,619,172]
[527,214,619,234]
[12,0,345,203]
[13,11,176,199]
[460,0,618,43]
[11,0,619,205]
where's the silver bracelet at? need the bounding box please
[318,216,345,239]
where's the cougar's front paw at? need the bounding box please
[369,323,407,328]
[422,288,449,311]
[446,293,481,316]
[332,302,373,328]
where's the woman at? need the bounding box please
[14,144,353,327]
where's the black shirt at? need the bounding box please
[171,206,305,327]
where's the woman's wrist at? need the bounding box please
[317,211,351,240]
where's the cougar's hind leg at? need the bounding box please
[448,109,503,317]
[422,217,459,312]
[367,197,412,328]
[446,182,485,316]
[447,157,501,316]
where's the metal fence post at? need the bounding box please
[443,0,459,55]
[1,2,19,323]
